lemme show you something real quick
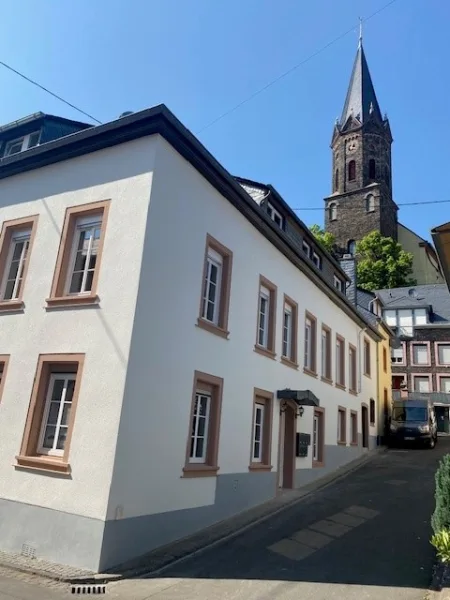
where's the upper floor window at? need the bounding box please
[199,236,233,335]
[366,194,375,213]
[255,276,277,355]
[436,343,450,366]
[369,159,376,179]
[0,215,38,309]
[304,313,317,373]
[347,240,356,256]
[391,346,404,364]
[364,339,371,377]
[329,203,337,221]
[336,335,345,387]
[266,202,283,229]
[4,131,41,157]
[348,160,356,181]
[334,169,339,192]
[282,296,298,364]
[47,201,110,307]
[349,345,357,393]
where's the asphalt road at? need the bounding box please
[0,441,447,599]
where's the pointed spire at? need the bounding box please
[339,30,383,127]
[358,16,363,48]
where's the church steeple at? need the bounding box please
[324,36,398,256]
[339,39,383,128]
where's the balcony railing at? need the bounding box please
[392,390,450,404]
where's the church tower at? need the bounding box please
[324,35,398,256]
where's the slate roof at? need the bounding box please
[376,284,450,324]
[340,42,383,126]
[356,288,378,327]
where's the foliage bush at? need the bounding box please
[432,454,450,535]
[431,530,450,563]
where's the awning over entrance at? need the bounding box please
[276,389,320,407]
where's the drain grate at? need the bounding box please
[71,584,106,594]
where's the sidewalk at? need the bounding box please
[0,448,385,585]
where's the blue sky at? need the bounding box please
[0,0,447,240]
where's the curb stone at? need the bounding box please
[0,447,387,585]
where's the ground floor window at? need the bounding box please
[249,388,273,470]
[16,353,85,475]
[313,408,324,466]
[350,410,358,445]
[337,407,346,444]
[183,371,224,477]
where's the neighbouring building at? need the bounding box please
[0,106,380,572]
[339,257,393,443]
[432,222,450,288]
[374,284,450,432]
[323,37,443,285]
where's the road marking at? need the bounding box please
[268,538,316,561]
[328,511,367,527]
[345,505,380,519]
[290,529,333,549]
[308,519,352,538]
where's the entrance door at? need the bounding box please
[278,404,295,489]
[361,405,369,449]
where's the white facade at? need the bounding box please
[0,120,379,572]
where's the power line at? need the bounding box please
[196,0,400,134]
[292,199,450,211]
[0,60,102,125]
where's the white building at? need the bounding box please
[0,107,380,572]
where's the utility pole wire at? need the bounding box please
[196,0,400,134]
[0,60,102,125]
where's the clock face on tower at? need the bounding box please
[348,140,358,152]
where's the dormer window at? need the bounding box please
[266,202,283,229]
[333,275,343,292]
[312,252,322,269]
[4,131,41,157]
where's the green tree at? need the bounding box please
[309,224,336,254]
[432,454,450,535]
[356,231,416,291]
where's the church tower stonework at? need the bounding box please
[324,38,398,256]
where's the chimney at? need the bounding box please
[339,255,357,305]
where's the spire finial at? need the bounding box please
[358,17,363,48]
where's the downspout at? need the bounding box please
[358,327,369,394]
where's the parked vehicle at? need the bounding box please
[389,399,437,448]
